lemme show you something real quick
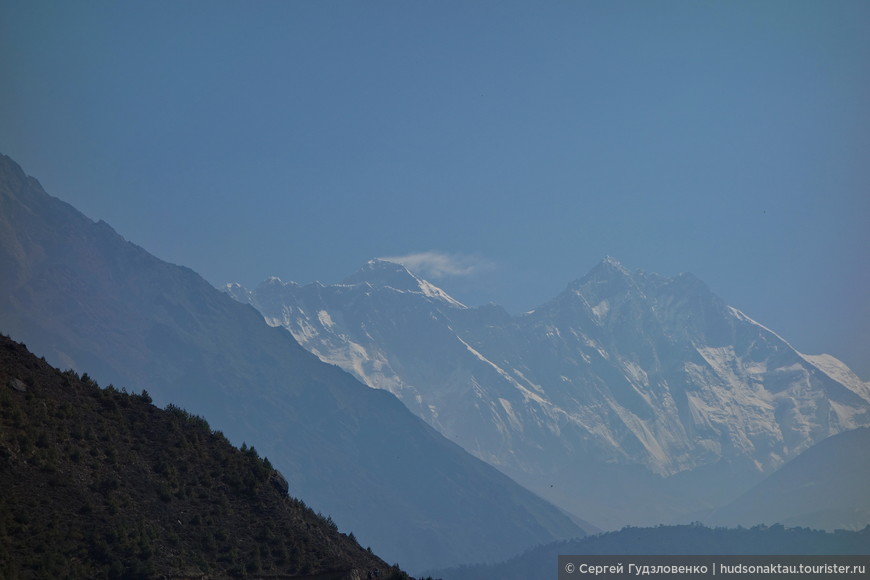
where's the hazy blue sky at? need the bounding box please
[2,1,868,377]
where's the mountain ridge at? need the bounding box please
[706,426,870,531]
[229,255,870,530]
[429,523,870,580]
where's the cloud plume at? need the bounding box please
[379,251,493,280]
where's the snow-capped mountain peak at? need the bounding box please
[343,258,466,308]
[342,258,417,287]
[223,281,253,304]
[568,256,640,298]
[599,254,631,273]
[224,257,870,530]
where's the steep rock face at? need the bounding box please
[229,256,870,529]
[0,154,584,572]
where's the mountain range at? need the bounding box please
[3,151,868,575]
[429,523,870,580]
[226,257,870,529]
[0,153,583,573]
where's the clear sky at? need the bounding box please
[2,1,868,378]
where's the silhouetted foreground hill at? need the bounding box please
[430,523,870,580]
[0,335,411,579]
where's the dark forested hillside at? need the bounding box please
[0,334,410,579]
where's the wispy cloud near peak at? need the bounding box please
[379,251,493,280]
